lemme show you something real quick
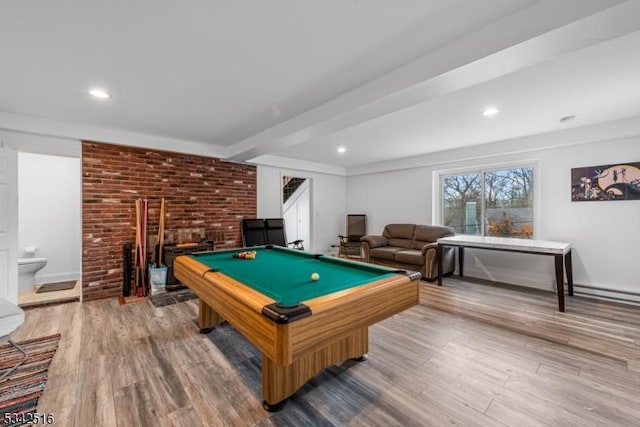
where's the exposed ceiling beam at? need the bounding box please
[227,0,635,162]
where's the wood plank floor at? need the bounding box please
[9,278,640,426]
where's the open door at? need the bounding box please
[282,176,311,251]
[0,141,18,303]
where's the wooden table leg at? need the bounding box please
[554,254,565,312]
[565,250,574,296]
[199,299,224,333]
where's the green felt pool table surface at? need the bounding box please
[188,245,397,307]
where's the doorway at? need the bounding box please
[0,142,18,303]
[282,176,311,251]
[17,152,81,307]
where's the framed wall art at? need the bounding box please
[571,161,640,201]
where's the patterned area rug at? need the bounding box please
[0,334,60,426]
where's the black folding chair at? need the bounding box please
[338,214,366,259]
[241,218,268,247]
[265,218,304,250]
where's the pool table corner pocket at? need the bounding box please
[262,303,312,324]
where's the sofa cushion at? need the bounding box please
[369,246,404,261]
[411,225,455,249]
[383,224,415,240]
[387,238,412,248]
[394,249,425,265]
[381,224,414,248]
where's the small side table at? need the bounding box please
[0,298,27,381]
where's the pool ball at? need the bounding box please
[311,272,320,281]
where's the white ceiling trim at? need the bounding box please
[248,155,347,177]
[346,116,640,176]
[0,129,80,158]
[0,111,227,159]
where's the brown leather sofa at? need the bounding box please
[361,224,456,280]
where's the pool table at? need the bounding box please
[173,245,419,411]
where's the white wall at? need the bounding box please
[346,167,433,234]
[257,165,346,254]
[18,152,81,285]
[347,124,640,302]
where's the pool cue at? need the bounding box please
[134,198,141,293]
[140,198,148,296]
[157,198,165,265]
[139,198,146,296]
[136,197,146,297]
[137,198,144,297]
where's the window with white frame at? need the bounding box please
[438,164,536,239]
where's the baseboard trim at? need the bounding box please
[461,273,640,306]
[573,284,640,305]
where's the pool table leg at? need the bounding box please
[262,400,287,412]
[261,327,369,411]
[198,299,224,334]
[351,354,369,362]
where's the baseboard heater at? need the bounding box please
[573,284,640,305]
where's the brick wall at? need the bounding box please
[81,141,257,301]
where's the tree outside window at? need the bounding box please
[441,166,534,238]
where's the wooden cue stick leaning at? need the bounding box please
[138,198,145,296]
[140,198,148,296]
[134,198,141,292]
[138,198,144,297]
[134,197,147,297]
[157,198,165,266]
[156,198,161,265]
[162,198,166,254]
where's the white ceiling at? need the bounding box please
[1,0,639,173]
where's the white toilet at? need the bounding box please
[18,257,48,294]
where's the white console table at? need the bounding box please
[436,235,573,312]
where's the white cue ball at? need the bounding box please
[311,272,320,281]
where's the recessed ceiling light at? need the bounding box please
[482,107,499,117]
[337,147,346,154]
[89,88,110,99]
